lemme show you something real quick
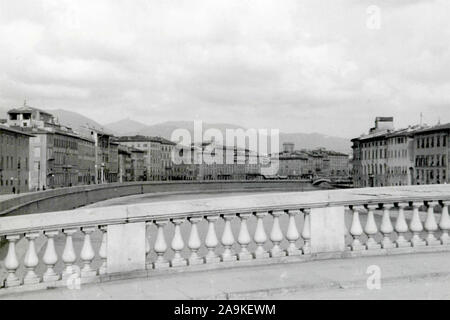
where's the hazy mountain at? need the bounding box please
[48,109,112,134]
[279,132,351,154]
[5,108,351,153]
[0,106,9,120]
[136,121,245,139]
[121,119,351,153]
[104,118,149,136]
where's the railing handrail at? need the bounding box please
[1,184,450,236]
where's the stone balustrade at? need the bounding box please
[1,184,450,292]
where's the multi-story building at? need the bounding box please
[6,105,97,190]
[385,128,416,186]
[7,105,56,129]
[78,127,119,184]
[0,125,33,194]
[170,142,265,181]
[130,148,145,181]
[277,154,310,179]
[116,135,176,181]
[325,150,351,177]
[171,145,202,180]
[160,138,176,180]
[413,124,449,185]
[197,142,264,180]
[20,128,95,190]
[352,117,394,188]
[274,143,349,180]
[77,137,96,185]
[118,145,132,183]
[352,117,425,188]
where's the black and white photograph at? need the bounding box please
[0,0,449,306]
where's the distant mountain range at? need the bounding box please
[50,109,112,134]
[104,119,352,154]
[0,107,352,153]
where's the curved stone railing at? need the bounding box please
[0,180,314,216]
[1,184,450,292]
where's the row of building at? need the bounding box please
[352,117,450,187]
[274,143,350,179]
[1,105,152,194]
[0,103,351,195]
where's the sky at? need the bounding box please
[0,0,449,138]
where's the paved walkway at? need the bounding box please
[2,251,450,300]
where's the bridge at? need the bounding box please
[1,184,450,299]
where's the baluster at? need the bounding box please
[301,209,311,254]
[270,210,286,257]
[380,204,395,249]
[80,226,97,278]
[237,213,253,260]
[364,205,381,250]
[285,209,301,256]
[395,204,411,248]
[62,228,79,280]
[204,216,220,263]
[23,232,41,285]
[4,234,21,287]
[153,220,170,268]
[424,201,440,246]
[349,206,365,251]
[439,201,450,245]
[410,202,426,247]
[145,222,151,266]
[221,214,237,261]
[253,211,269,259]
[188,217,204,265]
[170,218,187,267]
[43,230,60,282]
[98,226,107,274]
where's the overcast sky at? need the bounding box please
[0,0,449,138]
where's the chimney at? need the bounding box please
[371,117,394,133]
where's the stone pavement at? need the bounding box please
[2,251,450,300]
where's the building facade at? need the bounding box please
[130,148,145,181]
[413,124,449,185]
[274,143,349,180]
[116,135,176,181]
[352,117,426,188]
[118,145,132,183]
[6,105,99,189]
[0,125,33,194]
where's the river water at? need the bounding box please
[86,184,325,208]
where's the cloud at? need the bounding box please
[0,0,449,138]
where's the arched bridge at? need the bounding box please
[0,180,315,216]
[1,184,450,299]
[312,178,331,186]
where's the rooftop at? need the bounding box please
[116,135,176,145]
[413,122,450,134]
[7,105,53,116]
[0,124,35,137]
